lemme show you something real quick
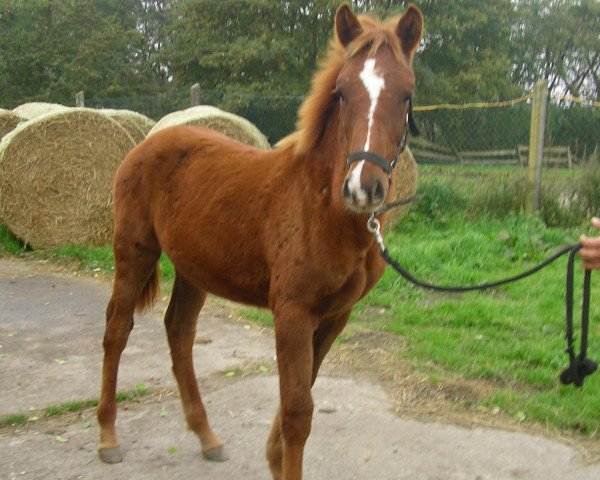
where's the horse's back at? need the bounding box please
[115,125,272,210]
[117,125,262,186]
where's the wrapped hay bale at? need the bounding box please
[98,109,156,145]
[148,105,270,149]
[12,102,69,120]
[0,108,136,248]
[0,109,25,140]
[385,145,418,230]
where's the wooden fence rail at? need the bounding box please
[411,137,573,169]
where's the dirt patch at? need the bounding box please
[324,325,600,463]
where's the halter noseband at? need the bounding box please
[346,99,419,182]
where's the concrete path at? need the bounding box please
[1,258,599,480]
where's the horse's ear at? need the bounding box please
[335,4,363,47]
[396,4,423,59]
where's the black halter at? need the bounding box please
[346,99,420,182]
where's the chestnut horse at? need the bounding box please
[97,4,423,479]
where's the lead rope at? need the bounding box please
[367,213,596,387]
[561,249,597,386]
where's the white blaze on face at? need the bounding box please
[360,58,385,150]
[347,58,386,206]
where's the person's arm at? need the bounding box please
[580,217,600,270]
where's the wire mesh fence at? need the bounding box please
[86,89,190,124]
[86,88,303,146]
[545,101,600,164]
[86,87,599,168]
[411,99,599,168]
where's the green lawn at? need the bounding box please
[358,211,600,434]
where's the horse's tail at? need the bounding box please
[135,262,160,313]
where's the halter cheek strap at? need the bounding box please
[346,99,418,181]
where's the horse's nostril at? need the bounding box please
[374,179,385,201]
[368,179,385,203]
[343,179,351,198]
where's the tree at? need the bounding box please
[0,0,160,107]
[414,0,521,103]
[512,0,600,102]
[340,0,521,103]
[162,0,337,96]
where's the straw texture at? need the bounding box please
[148,106,270,149]
[385,145,418,230]
[0,108,136,248]
[12,102,69,120]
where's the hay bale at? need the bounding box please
[385,145,418,230]
[98,109,156,145]
[12,102,69,120]
[0,108,136,248]
[0,109,25,140]
[148,105,270,149]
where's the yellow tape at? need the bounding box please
[551,93,600,108]
[414,94,599,111]
[413,96,532,112]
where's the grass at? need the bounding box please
[1,383,150,427]
[49,245,115,273]
[0,225,176,286]
[0,224,25,255]
[239,307,273,327]
[1,162,599,436]
[1,413,29,427]
[46,246,176,285]
[349,168,600,433]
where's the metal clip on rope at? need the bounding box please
[368,217,596,387]
[367,213,385,252]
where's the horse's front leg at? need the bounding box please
[268,302,315,480]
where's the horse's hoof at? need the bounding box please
[203,445,229,462]
[98,446,123,464]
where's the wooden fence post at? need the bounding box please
[190,83,201,106]
[75,91,85,107]
[526,79,548,214]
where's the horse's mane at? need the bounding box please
[278,14,407,158]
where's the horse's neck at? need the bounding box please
[287,127,377,249]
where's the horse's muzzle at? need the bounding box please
[343,150,391,212]
[342,173,387,212]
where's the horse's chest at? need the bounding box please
[291,249,384,316]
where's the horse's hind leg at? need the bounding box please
[97,245,159,464]
[164,273,227,461]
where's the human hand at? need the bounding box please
[580,217,600,270]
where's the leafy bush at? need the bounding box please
[414,178,467,220]
[408,164,594,229]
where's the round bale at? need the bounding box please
[148,105,270,149]
[12,102,69,120]
[0,109,25,140]
[0,108,136,248]
[385,145,418,230]
[98,109,156,145]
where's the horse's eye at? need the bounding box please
[403,95,412,103]
[335,89,345,102]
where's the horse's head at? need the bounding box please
[335,4,423,213]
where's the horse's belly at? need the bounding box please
[203,272,270,308]
[163,243,271,308]
[154,190,272,307]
